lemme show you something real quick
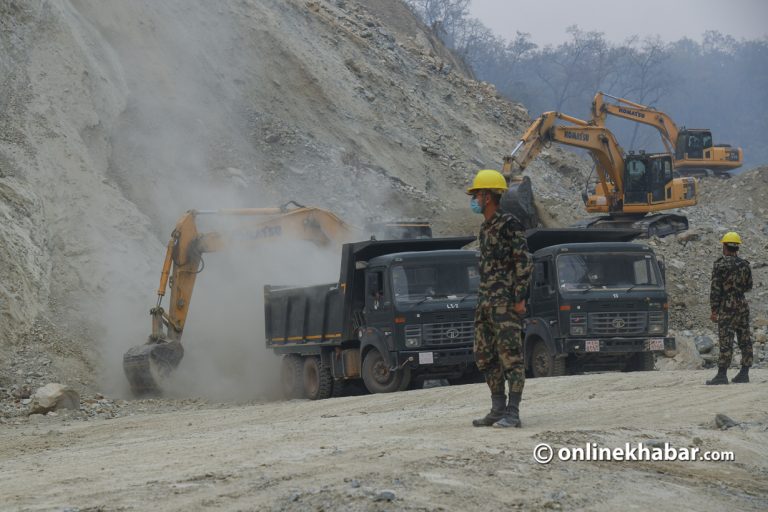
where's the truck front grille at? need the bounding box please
[422,321,474,346]
[588,312,647,335]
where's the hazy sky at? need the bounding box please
[469,0,768,46]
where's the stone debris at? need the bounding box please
[29,383,79,415]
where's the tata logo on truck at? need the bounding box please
[564,130,589,142]
[618,107,646,119]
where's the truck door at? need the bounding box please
[364,269,390,325]
[530,258,556,318]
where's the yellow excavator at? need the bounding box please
[122,202,360,396]
[502,111,698,236]
[591,92,743,178]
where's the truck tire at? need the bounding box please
[530,339,566,378]
[624,352,655,372]
[281,355,304,399]
[302,356,333,400]
[362,348,411,394]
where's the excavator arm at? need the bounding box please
[123,203,356,395]
[591,92,679,153]
[591,92,743,176]
[503,111,628,213]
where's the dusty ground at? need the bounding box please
[2,370,766,511]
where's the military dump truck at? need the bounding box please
[523,228,676,377]
[265,237,480,399]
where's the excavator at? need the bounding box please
[502,111,698,237]
[591,92,743,178]
[122,202,360,396]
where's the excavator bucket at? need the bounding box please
[500,175,538,229]
[122,339,184,396]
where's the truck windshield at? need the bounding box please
[556,252,662,291]
[391,261,479,305]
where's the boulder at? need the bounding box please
[29,383,80,414]
[694,335,715,354]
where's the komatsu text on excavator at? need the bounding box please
[591,92,743,178]
[502,111,698,237]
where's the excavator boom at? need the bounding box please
[123,203,357,396]
[591,92,743,177]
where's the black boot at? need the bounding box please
[493,392,522,428]
[706,367,729,385]
[731,366,749,383]
[472,394,506,427]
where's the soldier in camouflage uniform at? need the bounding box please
[466,170,533,428]
[707,231,753,385]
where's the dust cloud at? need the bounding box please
[73,1,343,400]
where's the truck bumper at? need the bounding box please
[562,336,675,354]
[396,347,475,374]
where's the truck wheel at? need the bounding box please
[362,348,411,394]
[530,339,566,378]
[625,352,655,372]
[281,355,304,399]
[302,356,333,400]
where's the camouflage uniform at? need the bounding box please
[474,212,532,394]
[710,255,753,368]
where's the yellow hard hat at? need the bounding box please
[720,231,742,245]
[466,169,508,194]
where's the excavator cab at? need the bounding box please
[676,129,712,160]
[623,152,674,205]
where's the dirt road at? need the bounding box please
[2,370,766,511]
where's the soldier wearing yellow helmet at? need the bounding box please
[467,170,532,428]
[707,231,753,385]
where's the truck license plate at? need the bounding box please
[585,340,600,352]
[418,352,434,365]
[649,338,664,351]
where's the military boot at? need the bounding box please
[493,392,522,428]
[706,367,729,385]
[472,394,506,427]
[731,366,749,383]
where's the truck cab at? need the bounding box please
[523,229,675,377]
[359,249,480,392]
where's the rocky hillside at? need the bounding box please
[0,0,765,401]
[0,0,573,397]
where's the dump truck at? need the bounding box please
[265,236,481,399]
[522,228,676,376]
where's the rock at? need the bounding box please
[656,335,703,370]
[715,414,738,430]
[29,384,80,414]
[668,258,686,270]
[677,230,701,243]
[694,335,715,354]
[374,490,396,502]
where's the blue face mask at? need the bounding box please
[470,197,483,214]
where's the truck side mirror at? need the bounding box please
[657,258,666,283]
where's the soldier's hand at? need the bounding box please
[710,311,718,323]
[513,300,526,316]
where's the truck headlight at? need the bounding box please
[570,314,586,336]
[405,337,421,348]
[648,312,665,334]
[405,324,422,348]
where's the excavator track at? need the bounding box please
[123,340,184,396]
